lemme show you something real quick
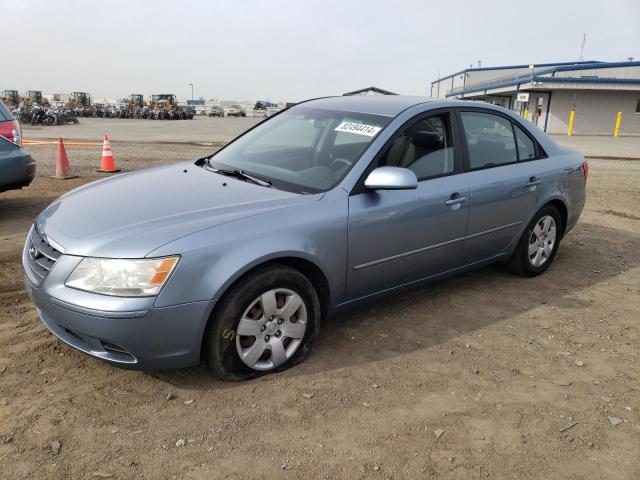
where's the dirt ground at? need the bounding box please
[1,132,639,479]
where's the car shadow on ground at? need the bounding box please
[152,221,640,389]
[0,193,58,231]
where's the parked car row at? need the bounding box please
[206,104,285,118]
[206,105,246,117]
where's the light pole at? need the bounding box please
[188,83,194,101]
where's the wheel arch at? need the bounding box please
[199,254,332,362]
[213,254,331,316]
[525,195,569,239]
[200,254,330,360]
[510,196,569,258]
[546,198,568,238]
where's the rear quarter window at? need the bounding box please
[514,124,537,160]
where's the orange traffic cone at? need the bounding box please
[98,134,120,173]
[50,138,78,179]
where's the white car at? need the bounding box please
[265,106,281,117]
[227,105,246,117]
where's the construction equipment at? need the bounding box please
[150,94,176,120]
[69,92,91,108]
[128,94,144,109]
[27,91,46,106]
[150,94,176,109]
[1,90,20,107]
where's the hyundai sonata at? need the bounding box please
[23,96,587,380]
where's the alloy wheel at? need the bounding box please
[235,288,307,371]
[528,215,556,267]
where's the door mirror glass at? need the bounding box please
[364,166,418,190]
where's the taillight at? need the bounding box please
[581,160,589,179]
[0,120,22,146]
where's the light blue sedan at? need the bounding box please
[24,96,587,380]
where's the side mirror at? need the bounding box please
[364,166,418,190]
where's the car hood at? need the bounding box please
[37,161,319,258]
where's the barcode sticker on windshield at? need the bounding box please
[334,121,382,137]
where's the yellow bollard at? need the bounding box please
[568,110,575,136]
[523,109,529,120]
[614,111,622,137]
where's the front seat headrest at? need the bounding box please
[411,131,443,149]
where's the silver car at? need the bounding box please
[23,96,587,380]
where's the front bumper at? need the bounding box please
[23,239,216,370]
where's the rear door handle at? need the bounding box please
[445,194,468,206]
[525,176,541,187]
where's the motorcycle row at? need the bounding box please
[13,105,79,126]
[82,105,195,120]
[10,104,195,126]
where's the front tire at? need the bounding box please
[204,264,321,381]
[508,205,562,277]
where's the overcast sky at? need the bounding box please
[3,0,639,102]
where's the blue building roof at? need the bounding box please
[431,60,603,84]
[439,60,640,97]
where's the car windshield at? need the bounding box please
[208,107,391,193]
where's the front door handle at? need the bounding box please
[525,176,541,187]
[445,193,468,206]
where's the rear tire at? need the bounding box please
[204,264,321,381]
[508,205,562,277]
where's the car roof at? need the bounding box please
[296,95,523,119]
[297,95,447,117]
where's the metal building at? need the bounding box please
[430,61,640,135]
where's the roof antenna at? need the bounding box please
[578,33,586,61]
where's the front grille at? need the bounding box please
[26,226,62,285]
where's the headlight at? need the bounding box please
[65,257,179,297]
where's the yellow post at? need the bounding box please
[567,110,575,136]
[523,109,529,120]
[614,111,622,137]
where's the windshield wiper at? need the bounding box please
[231,169,272,187]
[208,164,272,187]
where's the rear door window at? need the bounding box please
[460,111,517,169]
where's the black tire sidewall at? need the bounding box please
[205,265,321,381]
